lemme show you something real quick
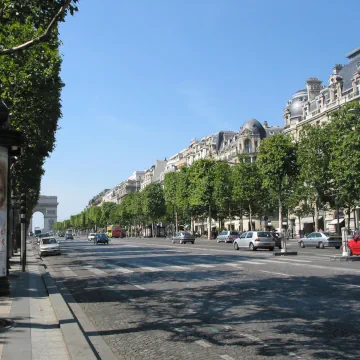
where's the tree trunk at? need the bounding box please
[208,205,212,240]
[228,206,232,230]
[279,195,286,252]
[314,196,319,232]
[249,205,253,231]
[175,211,178,233]
[354,207,357,231]
[348,206,351,230]
[152,223,155,238]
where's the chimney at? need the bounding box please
[263,121,268,128]
[333,64,343,74]
[306,78,322,102]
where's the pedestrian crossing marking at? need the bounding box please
[84,265,107,275]
[196,264,215,268]
[140,266,164,272]
[170,265,189,270]
[237,261,265,265]
[61,267,77,277]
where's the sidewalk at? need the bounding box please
[0,245,70,360]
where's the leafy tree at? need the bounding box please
[328,101,360,228]
[257,133,297,239]
[297,124,332,231]
[164,172,179,232]
[187,159,216,239]
[101,202,117,225]
[176,166,193,227]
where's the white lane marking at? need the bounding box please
[225,263,244,268]
[170,265,189,270]
[84,266,107,275]
[239,332,268,347]
[174,328,184,332]
[259,270,291,277]
[107,264,134,273]
[61,267,77,277]
[139,266,163,272]
[196,264,215,268]
[195,340,211,348]
[133,284,146,290]
[220,355,235,360]
[129,298,136,302]
[331,281,360,288]
[278,258,312,263]
[237,260,265,265]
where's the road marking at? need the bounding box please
[195,340,211,348]
[237,260,265,265]
[84,266,107,275]
[61,267,77,277]
[170,265,189,270]
[220,355,235,360]
[174,328,184,332]
[128,298,136,302]
[331,281,360,288]
[196,264,215,268]
[133,284,146,290]
[278,258,312,263]
[140,266,163,272]
[225,263,244,268]
[259,270,291,277]
[107,264,134,273]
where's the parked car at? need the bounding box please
[172,231,195,244]
[298,232,341,249]
[36,233,50,244]
[88,233,97,241]
[216,231,239,243]
[345,234,360,255]
[39,237,61,257]
[271,232,282,249]
[234,231,275,251]
[65,233,73,240]
[94,233,109,245]
[58,232,65,237]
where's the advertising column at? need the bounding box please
[0,145,8,277]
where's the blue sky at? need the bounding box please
[33,0,360,228]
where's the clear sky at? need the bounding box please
[33,0,360,229]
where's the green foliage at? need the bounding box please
[213,161,233,219]
[142,183,166,223]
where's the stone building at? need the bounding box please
[140,160,167,190]
[116,171,145,203]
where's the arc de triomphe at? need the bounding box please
[29,196,58,233]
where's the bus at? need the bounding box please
[107,225,122,238]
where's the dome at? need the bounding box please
[287,89,308,119]
[239,118,267,139]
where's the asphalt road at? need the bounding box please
[39,236,360,360]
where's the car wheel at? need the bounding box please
[106,241,109,245]
[348,248,353,256]
[217,240,220,243]
[234,242,239,250]
[39,252,43,257]
[249,243,255,251]
[269,247,274,251]
[172,240,175,244]
[278,245,282,249]
[191,241,194,244]
[335,246,340,249]
[299,241,305,248]
[319,242,325,249]
[180,240,183,244]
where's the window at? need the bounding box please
[240,233,247,239]
[257,232,272,238]
[246,232,253,238]
[230,231,239,236]
[307,233,314,238]
[220,231,227,235]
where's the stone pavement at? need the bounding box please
[0,247,70,360]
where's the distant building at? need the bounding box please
[141,160,167,190]
[116,171,145,203]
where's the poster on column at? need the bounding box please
[0,146,8,277]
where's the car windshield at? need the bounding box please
[98,234,107,239]
[42,238,57,245]
[230,231,238,235]
[90,233,96,236]
[257,232,272,238]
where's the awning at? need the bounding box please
[302,216,323,224]
[329,218,345,225]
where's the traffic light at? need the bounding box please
[20,193,26,215]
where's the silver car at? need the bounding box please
[298,232,341,249]
[216,231,239,243]
[234,231,275,251]
[39,237,61,257]
[172,231,195,244]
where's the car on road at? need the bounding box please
[234,231,275,251]
[172,231,195,244]
[39,237,61,257]
[298,232,341,249]
[36,233,50,244]
[58,232,65,237]
[88,233,97,241]
[94,233,109,245]
[65,233,74,240]
[345,234,360,255]
[216,231,239,243]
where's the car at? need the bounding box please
[298,232,341,249]
[347,234,360,255]
[58,232,65,237]
[65,233,73,240]
[216,230,239,243]
[172,231,195,244]
[94,233,109,245]
[270,232,282,249]
[233,231,275,251]
[88,233,97,241]
[36,233,50,244]
[39,237,61,257]
[28,231,34,236]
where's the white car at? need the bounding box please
[39,237,61,257]
[88,233,97,241]
[233,231,275,251]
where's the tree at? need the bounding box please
[142,184,166,236]
[297,124,332,231]
[164,172,179,232]
[188,159,216,240]
[257,133,297,246]
[328,102,360,229]
[232,158,263,231]
[0,0,78,214]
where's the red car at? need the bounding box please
[348,234,360,255]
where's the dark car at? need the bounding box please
[94,233,109,245]
[65,233,73,240]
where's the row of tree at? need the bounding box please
[54,102,360,238]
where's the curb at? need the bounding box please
[42,271,97,360]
